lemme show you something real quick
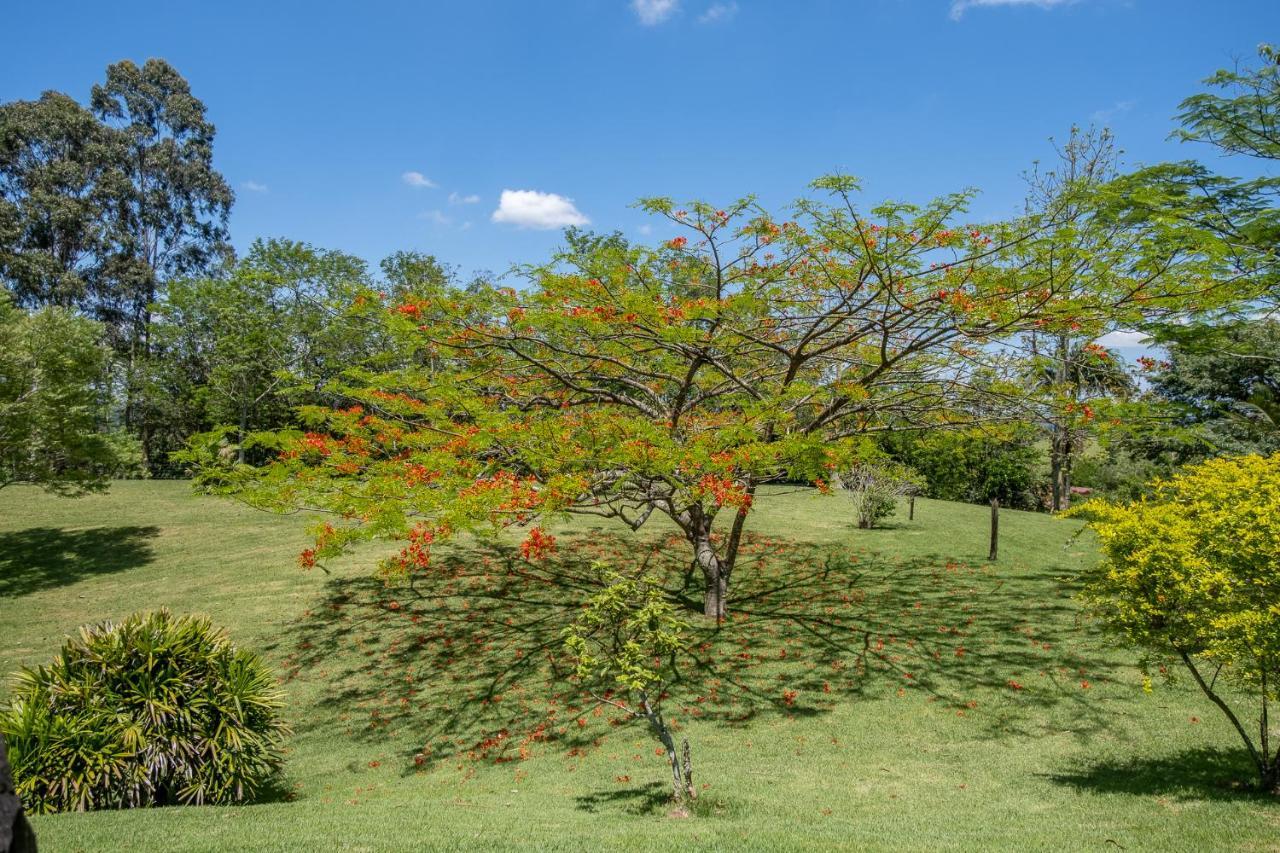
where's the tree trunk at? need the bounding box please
[682,491,752,622]
[1049,441,1062,512]
[690,515,729,622]
[1179,650,1276,793]
[1050,426,1073,512]
[697,543,727,622]
[681,738,696,801]
[1062,435,1074,509]
[1048,332,1072,513]
[1262,669,1269,766]
[641,695,686,803]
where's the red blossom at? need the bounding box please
[697,474,753,510]
[520,527,556,561]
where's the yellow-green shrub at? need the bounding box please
[1069,453,1280,792]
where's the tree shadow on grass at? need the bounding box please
[0,526,160,598]
[1047,747,1276,802]
[574,781,671,815]
[268,528,1124,782]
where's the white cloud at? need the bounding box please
[637,223,654,236]
[698,1,737,23]
[492,190,590,230]
[241,180,268,193]
[449,191,481,205]
[1095,330,1150,349]
[632,0,678,25]
[402,171,437,189]
[1090,99,1135,125]
[949,0,1076,20]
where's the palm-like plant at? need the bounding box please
[1,610,288,813]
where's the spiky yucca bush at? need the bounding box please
[1,610,288,813]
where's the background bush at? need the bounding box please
[880,427,1043,510]
[1,610,288,813]
[837,461,926,528]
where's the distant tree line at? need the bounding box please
[0,59,463,486]
[3,48,1279,505]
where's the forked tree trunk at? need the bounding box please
[686,496,752,622]
[694,529,728,621]
[1179,650,1279,795]
[675,489,752,622]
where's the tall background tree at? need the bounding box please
[0,91,119,309]
[90,59,233,467]
[0,58,234,476]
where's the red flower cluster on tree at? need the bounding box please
[696,474,753,510]
[388,524,438,573]
[459,471,544,520]
[520,527,556,561]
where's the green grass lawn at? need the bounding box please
[2,481,1277,851]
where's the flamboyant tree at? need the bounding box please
[204,177,1212,619]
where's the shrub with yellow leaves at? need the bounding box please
[1069,453,1280,794]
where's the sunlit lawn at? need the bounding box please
[1,481,1277,851]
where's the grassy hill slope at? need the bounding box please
[1,482,1276,851]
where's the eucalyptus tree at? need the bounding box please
[90,58,233,466]
[0,91,120,309]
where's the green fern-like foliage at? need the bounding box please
[1,610,288,813]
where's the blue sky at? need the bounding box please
[3,0,1277,291]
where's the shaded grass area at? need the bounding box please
[1,482,1277,851]
[272,532,1115,770]
[0,524,159,598]
[1048,747,1277,802]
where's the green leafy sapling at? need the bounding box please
[563,566,695,804]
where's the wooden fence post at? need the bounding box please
[988,497,999,561]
